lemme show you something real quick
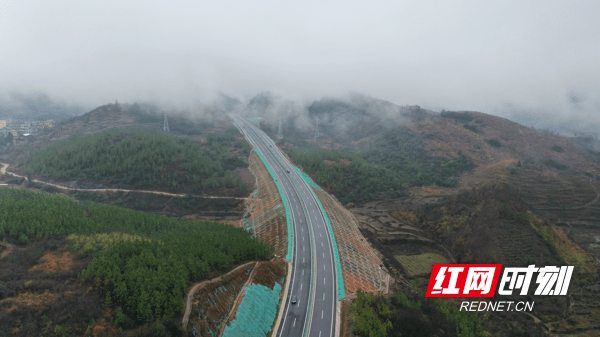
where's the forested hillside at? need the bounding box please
[24,128,249,195]
[0,188,271,334]
[284,127,473,204]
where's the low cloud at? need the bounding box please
[0,1,598,129]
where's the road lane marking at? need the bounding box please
[323,293,325,300]
[321,310,323,319]
[301,283,303,290]
[293,318,296,327]
[321,242,323,247]
[240,119,337,336]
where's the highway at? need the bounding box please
[231,116,338,337]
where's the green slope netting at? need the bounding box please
[294,167,346,301]
[222,283,282,337]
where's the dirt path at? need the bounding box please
[0,162,247,200]
[181,261,257,330]
[578,176,600,209]
[0,242,15,260]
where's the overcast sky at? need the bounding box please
[1,0,599,121]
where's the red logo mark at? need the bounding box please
[425,264,502,297]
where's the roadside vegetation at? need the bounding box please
[0,188,271,334]
[285,127,473,204]
[24,127,249,194]
[351,290,483,337]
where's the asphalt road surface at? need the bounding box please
[232,116,338,337]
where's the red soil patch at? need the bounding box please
[250,258,286,289]
[29,251,73,273]
[85,308,120,337]
[343,271,378,294]
[187,263,254,336]
[243,152,288,258]
[3,290,57,308]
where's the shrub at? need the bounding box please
[544,159,568,170]
[114,307,127,327]
[552,145,564,153]
[486,139,502,148]
[441,111,473,123]
[463,124,481,134]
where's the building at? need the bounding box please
[16,121,34,134]
[0,120,6,129]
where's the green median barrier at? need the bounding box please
[294,167,346,301]
[254,149,293,262]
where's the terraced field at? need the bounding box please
[491,217,560,267]
[394,253,448,277]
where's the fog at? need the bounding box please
[1,0,599,129]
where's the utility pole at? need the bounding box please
[314,117,319,140]
[277,117,283,140]
[163,113,170,133]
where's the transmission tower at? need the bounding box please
[314,117,319,140]
[163,113,170,133]
[277,118,283,140]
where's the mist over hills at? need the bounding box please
[0,92,88,120]
[3,89,600,153]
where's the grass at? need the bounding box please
[395,253,449,277]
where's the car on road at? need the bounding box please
[286,170,290,173]
[291,295,297,304]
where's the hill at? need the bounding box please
[0,187,271,336]
[257,96,600,336]
[282,126,473,205]
[1,102,256,219]
[22,127,249,195]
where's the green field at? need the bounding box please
[395,253,449,277]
